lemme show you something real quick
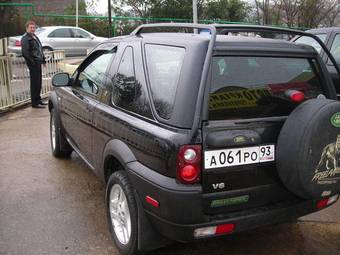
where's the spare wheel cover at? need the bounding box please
[277,98,340,199]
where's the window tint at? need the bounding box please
[294,34,327,53]
[145,44,185,119]
[48,28,72,38]
[209,56,323,120]
[329,34,340,64]
[73,29,91,38]
[77,51,114,94]
[112,47,152,118]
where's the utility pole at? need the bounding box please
[193,0,198,24]
[108,0,112,37]
[76,0,79,27]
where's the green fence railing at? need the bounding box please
[0,2,309,37]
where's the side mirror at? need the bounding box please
[52,72,70,87]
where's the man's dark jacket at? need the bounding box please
[21,32,46,66]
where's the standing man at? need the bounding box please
[21,20,47,108]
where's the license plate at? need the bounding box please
[204,145,275,169]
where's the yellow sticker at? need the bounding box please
[209,87,271,110]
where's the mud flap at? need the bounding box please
[134,190,171,251]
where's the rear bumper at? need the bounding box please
[144,199,317,242]
[126,161,336,242]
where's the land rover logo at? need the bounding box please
[331,112,340,127]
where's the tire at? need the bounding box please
[43,47,54,62]
[50,108,72,158]
[277,98,340,199]
[106,171,139,255]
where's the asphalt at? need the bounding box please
[0,107,340,255]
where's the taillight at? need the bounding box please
[15,40,21,47]
[285,89,305,103]
[316,194,339,210]
[177,145,201,184]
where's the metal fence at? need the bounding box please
[0,50,65,111]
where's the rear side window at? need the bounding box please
[48,28,72,38]
[209,56,324,120]
[112,47,153,118]
[73,29,91,38]
[145,44,185,119]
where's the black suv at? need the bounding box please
[49,24,340,255]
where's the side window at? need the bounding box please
[145,44,185,119]
[329,34,340,65]
[76,51,114,94]
[48,28,72,38]
[111,47,152,118]
[73,29,91,38]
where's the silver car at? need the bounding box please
[8,26,107,57]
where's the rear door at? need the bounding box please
[46,28,75,55]
[202,55,326,214]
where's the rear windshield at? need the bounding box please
[209,56,324,120]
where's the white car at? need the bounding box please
[8,26,107,57]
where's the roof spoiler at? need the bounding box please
[131,23,340,141]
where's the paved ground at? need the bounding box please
[0,107,340,255]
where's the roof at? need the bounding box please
[115,32,317,55]
[40,26,84,29]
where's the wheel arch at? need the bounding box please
[102,139,136,184]
[103,140,169,251]
[48,91,61,116]
[42,45,54,51]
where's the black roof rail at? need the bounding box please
[131,23,339,141]
[130,22,215,36]
[214,24,306,35]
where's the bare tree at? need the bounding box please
[297,0,339,28]
[254,0,339,28]
[281,0,300,27]
[320,0,340,26]
[112,0,152,17]
[254,0,283,25]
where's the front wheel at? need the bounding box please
[50,108,72,157]
[106,171,139,255]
